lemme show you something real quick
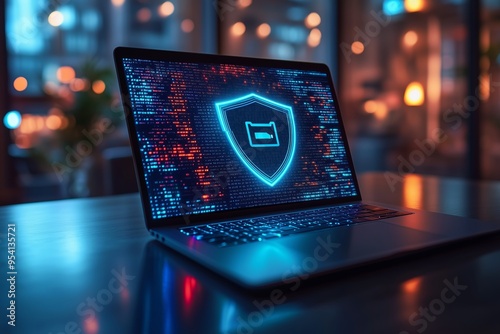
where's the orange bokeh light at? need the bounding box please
[92,80,106,94]
[351,41,365,55]
[305,12,321,29]
[239,0,252,8]
[256,23,271,39]
[158,1,175,17]
[57,66,76,84]
[307,28,322,48]
[231,22,246,37]
[403,277,421,294]
[46,115,62,130]
[405,0,425,12]
[13,77,28,92]
[404,82,425,106]
[403,30,418,47]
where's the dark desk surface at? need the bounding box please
[2,173,500,334]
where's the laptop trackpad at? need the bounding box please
[277,221,444,266]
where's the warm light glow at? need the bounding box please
[158,1,175,17]
[231,22,246,37]
[364,100,388,119]
[56,66,75,84]
[19,115,36,134]
[46,115,62,130]
[84,317,99,334]
[35,116,44,131]
[111,0,125,7]
[239,0,252,8]
[404,0,425,12]
[403,277,421,294]
[13,77,28,92]
[256,23,271,39]
[363,100,378,113]
[70,78,87,92]
[426,17,441,140]
[92,80,106,94]
[479,72,490,100]
[351,41,365,55]
[404,174,422,208]
[48,11,64,27]
[181,19,195,33]
[305,12,321,28]
[480,28,490,52]
[60,116,69,129]
[404,82,425,106]
[403,30,418,47]
[307,28,322,48]
[137,8,152,22]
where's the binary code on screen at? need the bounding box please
[123,58,358,219]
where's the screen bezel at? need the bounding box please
[113,46,362,229]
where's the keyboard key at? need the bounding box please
[177,204,412,247]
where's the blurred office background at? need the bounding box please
[1,0,499,204]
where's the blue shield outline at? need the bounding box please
[215,93,296,187]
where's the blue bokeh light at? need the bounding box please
[3,110,22,129]
[383,0,405,16]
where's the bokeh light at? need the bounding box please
[231,22,246,37]
[404,82,425,106]
[92,80,106,94]
[158,1,175,17]
[3,111,22,129]
[111,0,125,7]
[181,19,195,33]
[46,115,63,130]
[307,28,322,48]
[48,11,64,27]
[13,77,28,92]
[403,30,418,47]
[256,23,271,39]
[351,41,365,55]
[137,8,152,23]
[405,0,425,12]
[239,0,252,8]
[305,12,321,28]
[57,66,76,84]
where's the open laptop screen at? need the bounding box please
[121,56,358,220]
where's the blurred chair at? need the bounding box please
[8,145,64,202]
[102,146,138,195]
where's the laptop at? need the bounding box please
[113,47,500,289]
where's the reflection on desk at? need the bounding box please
[1,173,500,333]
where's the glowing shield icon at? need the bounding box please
[215,93,296,186]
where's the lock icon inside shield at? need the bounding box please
[215,93,296,187]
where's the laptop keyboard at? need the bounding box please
[178,204,411,248]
